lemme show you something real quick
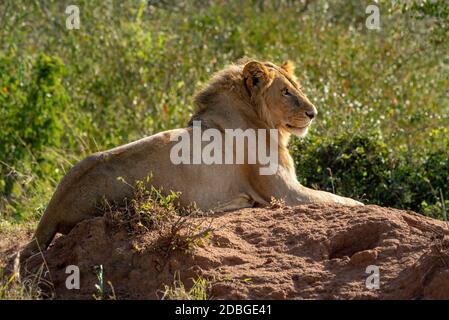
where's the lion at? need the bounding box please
[19,59,362,261]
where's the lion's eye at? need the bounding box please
[283,88,291,96]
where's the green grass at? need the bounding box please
[161,273,210,300]
[0,0,448,224]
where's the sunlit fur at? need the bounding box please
[192,58,318,172]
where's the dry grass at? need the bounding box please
[0,262,54,300]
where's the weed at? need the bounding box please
[161,272,210,300]
[92,265,116,300]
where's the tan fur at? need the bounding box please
[19,59,362,261]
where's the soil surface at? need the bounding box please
[8,204,449,299]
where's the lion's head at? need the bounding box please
[192,58,317,139]
[242,60,317,137]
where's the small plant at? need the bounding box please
[165,216,213,253]
[269,197,286,209]
[105,176,214,255]
[110,175,182,232]
[92,265,116,300]
[161,272,210,300]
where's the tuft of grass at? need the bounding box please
[0,272,32,300]
[92,265,116,300]
[161,272,210,300]
[105,176,214,255]
[0,265,54,300]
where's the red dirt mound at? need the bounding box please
[22,204,449,299]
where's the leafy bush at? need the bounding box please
[0,54,67,197]
[293,131,448,220]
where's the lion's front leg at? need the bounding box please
[294,185,363,206]
[250,167,363,207]
[256,172,363,207]
[289,179,364,207]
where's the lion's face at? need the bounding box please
[243,60,317,137]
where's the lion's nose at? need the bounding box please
[305,104,318,119]
[305,110,316,119]
[305,111,315,119]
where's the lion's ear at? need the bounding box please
[243,61,273,96]
[281,61,295,76]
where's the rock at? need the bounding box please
[349,249,378,266]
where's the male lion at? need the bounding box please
[19,59,362,260]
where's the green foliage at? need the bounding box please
[121,176,183,231]
[162,272,210,300]
[21,54,67,154]
[293,133,392,201]
[293,130,449,220]
[92,265,116,300]
[0,53,67,198]
[0,0,447,221]
[401,0,448,44]
[105,177,212,256]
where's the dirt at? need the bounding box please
[10,204,449,299]
[0,222,34,269]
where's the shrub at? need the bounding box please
[0,54,67,197]
[292,131,448,220]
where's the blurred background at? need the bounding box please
[0,0,447,224]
